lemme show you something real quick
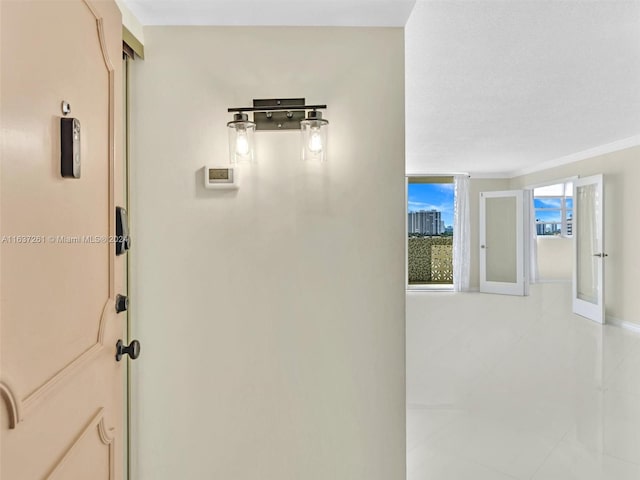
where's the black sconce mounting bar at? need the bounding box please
[227,98,327,131]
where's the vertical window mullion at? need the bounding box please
[560,184,565,236]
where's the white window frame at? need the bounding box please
[405,174,457,290]
[532,180,575,239]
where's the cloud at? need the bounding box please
[435,183,455,192]
[535,199,562,208]
[408,201,453,214]
[408,201,436,209]
[407,183,455,224]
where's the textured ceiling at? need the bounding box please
[405,0,640,175]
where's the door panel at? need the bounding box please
[572,175,605,324]
[46,409,114,480]
[480,190,528,296]
[485,196,518,283]
[1,1,124,479]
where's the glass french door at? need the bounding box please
[479,190,529,296]
[572,174,605,324]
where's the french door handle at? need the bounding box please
[481,245,486,249]
[592,253,608,258]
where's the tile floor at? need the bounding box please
[407,283,640,480]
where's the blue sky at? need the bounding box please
[407,183,455,227]
[408,185,574,226]
[533,198,573,222]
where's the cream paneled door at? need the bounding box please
[1,1,126,479]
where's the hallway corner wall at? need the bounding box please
[129,27,406,480]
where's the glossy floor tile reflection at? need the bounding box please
[407,283,640,480]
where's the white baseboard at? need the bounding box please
[407,283,455,292]
[405,286,479,293]
[607,315,640,334]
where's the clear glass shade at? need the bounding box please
[300,119,328,162]
[227,121,256,164]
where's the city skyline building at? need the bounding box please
[408,209,444,235]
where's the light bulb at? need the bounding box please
[228,113,255,163]
[308,128,323,153]
[300,114,328,162]
[235,130,250,156]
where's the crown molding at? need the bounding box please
[468,172,511,179]
[508,135,640,179]
[405,171,510,179]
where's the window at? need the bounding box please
[407,176,454,286]
[533,182,573,237]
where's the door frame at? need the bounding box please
[122,43,132,480]
[122,31,143,479]
[405,174,457,291]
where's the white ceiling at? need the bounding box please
[406,0,640,176]
[120,0,417,27]
[122,0,640,176]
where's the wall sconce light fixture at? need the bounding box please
[227,98,328,163]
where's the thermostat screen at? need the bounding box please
[209,168,229,181]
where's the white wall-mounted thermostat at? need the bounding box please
[203,165,238,189]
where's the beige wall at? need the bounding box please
[537,237,573,281]
[511,146,640,324]
[130,27,406,480]
[469,178,511,290]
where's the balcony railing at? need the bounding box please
[408,236,453,284]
